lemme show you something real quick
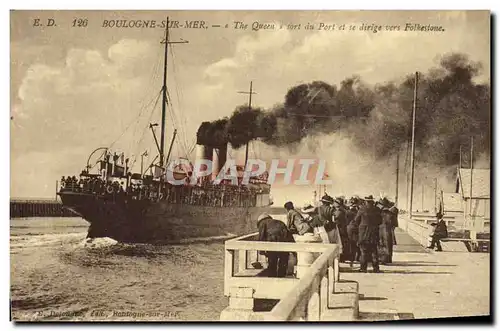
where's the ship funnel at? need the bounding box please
[195,144,213,183]
[212,144,228,181]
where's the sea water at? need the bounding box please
[10,217,227,321]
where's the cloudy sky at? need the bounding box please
[10,10,490,202]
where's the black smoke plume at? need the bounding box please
[196,53,490,167]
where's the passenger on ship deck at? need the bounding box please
[257,213,294,278]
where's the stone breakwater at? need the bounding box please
[10,199,76,218]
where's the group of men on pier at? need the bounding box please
[257,194,399,276]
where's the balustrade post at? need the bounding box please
[294,233,322,278]
[238,249,248,273]
[220,287,256,321]
[307,278,320,321]
[320,269,328,318]
[334,256,340,282]
[223,249,235,296]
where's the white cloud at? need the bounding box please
[11,39,166,197]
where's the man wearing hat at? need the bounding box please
[379,206,396,264]
[318,194,341,245]
[427,212,448,251]
[301,203,327,241]
[301,204,323,227]
[285,201,313,235]
[333,197,349,262]
[257,213,294,277]
[346,202,361,267]
[353,195,382,272]
[317,194,335,238]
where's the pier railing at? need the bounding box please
[399,216,432,247]
[399,216,490,252]
[220,233,359,321]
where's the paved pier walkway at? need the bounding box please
[341,228,490,320]
[393,227,427,253]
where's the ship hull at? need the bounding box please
[58,191,271,243]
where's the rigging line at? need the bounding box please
[129,91,162,170]
[108,88,162,150]
[165,89,189,155]
[130,112,155,171]
[169,47,190,152]
[128,54,163,152]
[127,87,162,153]
[136,48,162,112]
[187,141,196,157]
[165,91,179,138]
[165,87,188,156]
[126,49,161,135]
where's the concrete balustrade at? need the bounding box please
[220,232,359,321]
[294,233,323,278]
[399,216,490,252]
[399,216,433,246]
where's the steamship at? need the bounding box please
[57,18,273,243]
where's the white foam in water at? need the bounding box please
[82,237,118,248]
[10,232,86,250]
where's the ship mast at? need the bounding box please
[237,81,257,167]
[159,17,188,170]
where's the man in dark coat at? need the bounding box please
[379,207,395,264]
[317,195,334,227]
[317,194,340,245]
[353,195,382,272]
[333,197,349,262]
[257,213,294,277]
[389,205,399,246]
[427,212,448,252]
[346,203,360,266]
